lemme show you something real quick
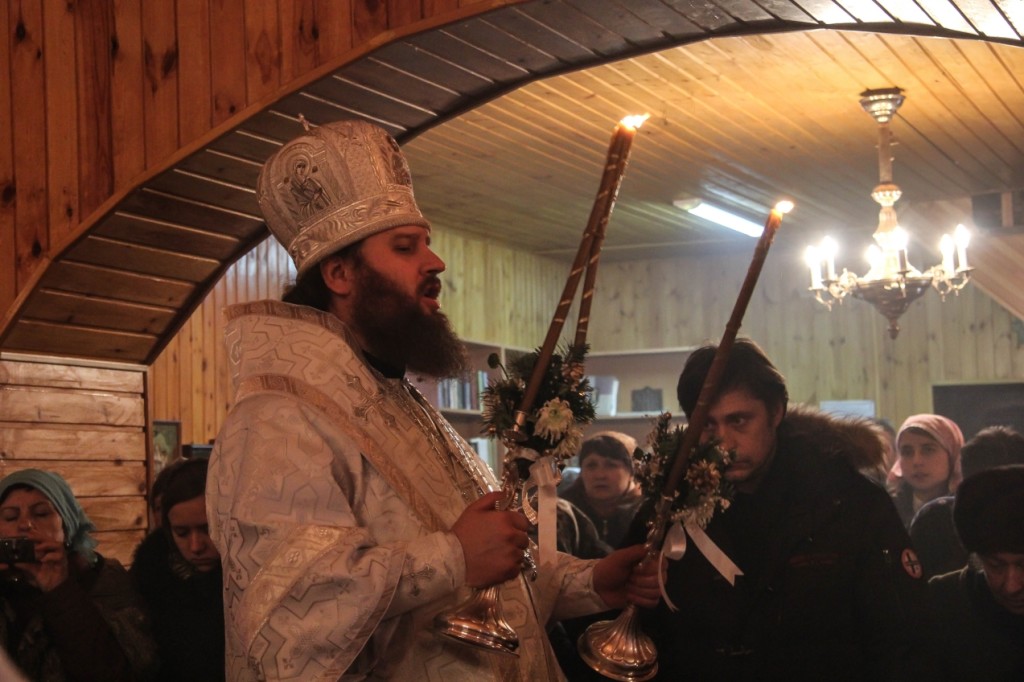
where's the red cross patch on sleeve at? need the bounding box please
[901,548,923,579]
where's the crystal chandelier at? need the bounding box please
[805,87,972,339]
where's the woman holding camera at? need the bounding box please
[0,468,157,681]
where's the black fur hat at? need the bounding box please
[953,464,1024,555]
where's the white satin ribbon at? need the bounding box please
[529,456,559,568]
[659,520,744,612]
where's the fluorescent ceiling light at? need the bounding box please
[673,199,763,237]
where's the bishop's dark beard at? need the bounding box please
[350,262,467,379]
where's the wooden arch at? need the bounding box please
[2,0,1022,364]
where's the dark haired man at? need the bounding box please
[928,465,1024,679]
[206,120,658,681]
[643,338,935,679]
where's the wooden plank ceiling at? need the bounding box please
[3,0,1024,364]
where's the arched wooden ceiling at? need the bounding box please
[2,0,1023,365]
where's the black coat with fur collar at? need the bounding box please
[643,407,936,681]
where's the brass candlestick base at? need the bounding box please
[434,585,519,656]
[578,604,657,681]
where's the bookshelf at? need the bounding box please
[409,341,516,472]
[582,347,695,445]
[409,344,695,469]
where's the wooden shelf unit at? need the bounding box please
[409,344,695,468]
[409,341,520,473]
[582,347,695,446]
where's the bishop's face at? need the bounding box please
[354,226,446,317]
[330,226,466,378]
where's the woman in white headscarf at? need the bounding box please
[889,414,964,528]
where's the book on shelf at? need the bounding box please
[468,436,498,472]
[436,370,490,411]
[587,374,620,417]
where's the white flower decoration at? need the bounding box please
[534,398,574,443]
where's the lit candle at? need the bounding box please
[821,237,838,281]
[894,227,909,272]
[954,224,970,270]
[658,199,793,524]
[574,114,649,348]
[804,245,822,289]
[866,245,882,272]
[518,114,647,421]
[940,234,955,273]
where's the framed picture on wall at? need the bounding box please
[152,420,181,472]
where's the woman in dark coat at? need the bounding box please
[131,458,225,682]
[0,468,157,681]
[561,431,643,549]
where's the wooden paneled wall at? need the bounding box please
[0,0,512,325]
[151,225,1024,447]
[0,358,148,565]
[149,237,294,449]
[586,247,1024,428]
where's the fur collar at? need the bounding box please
[778,404,886,476]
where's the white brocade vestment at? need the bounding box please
[207,301,606,681]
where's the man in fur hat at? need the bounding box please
[641,338,936,679]
[928,465,1024,678]
[206,119,658,681]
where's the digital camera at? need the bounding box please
[0,537,37,564]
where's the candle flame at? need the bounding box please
[893,226,909,250]
[804,245,820,268]
[620,113,650,130]
[954,223,971,248]
[821,236,838,259]
[773,200,795,215]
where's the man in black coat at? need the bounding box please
[928,465,1024,680]
[643,339,936,680]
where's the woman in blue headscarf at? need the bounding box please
[0,468,157,681]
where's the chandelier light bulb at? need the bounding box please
[954,224,971,246]
[940,235,955,273]
[804,244,820,267]
[954,224,970,270]
[821,236,838,280]
[892,227,909,251]
[866,244,882,269]
[804,245,823,289]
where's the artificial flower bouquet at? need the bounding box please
[633,412,735,530]
[480,343,596,469]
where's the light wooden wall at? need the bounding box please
[586,247,1024,428]
[148,237,294,449]
[0,358,148,565]
[151,227,1024,447]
